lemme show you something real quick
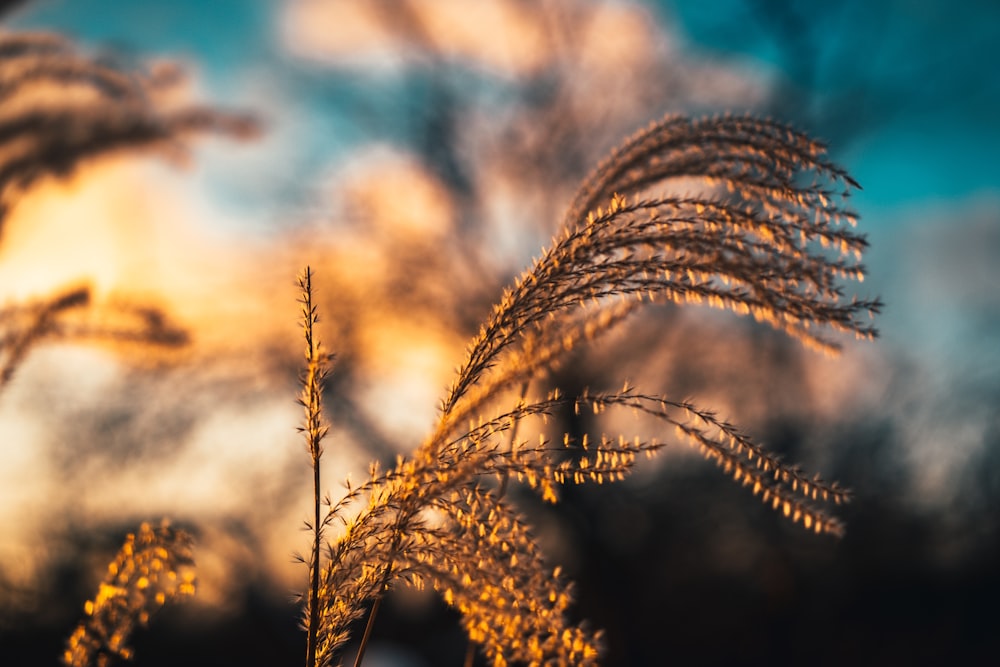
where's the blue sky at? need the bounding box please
[671,0,1000,210]
[12,0,999,218]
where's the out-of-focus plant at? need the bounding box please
[0,25,253,666]
[0,28,257,392]
[62,521,195,667]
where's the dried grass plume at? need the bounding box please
[297,114,880,666]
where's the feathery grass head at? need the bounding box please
[0,24,255,667]
[0,27,257,397]
[0,28,259,237]
[443,114,878,419]
[297,267,336,667]
[302,113,880,666]
[62,520,195,667]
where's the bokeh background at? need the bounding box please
[1,1,998,665]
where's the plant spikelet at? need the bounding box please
[62,520,195,667]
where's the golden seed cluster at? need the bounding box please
[62,520,195,667]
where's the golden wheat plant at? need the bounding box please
[296,114,881,667]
